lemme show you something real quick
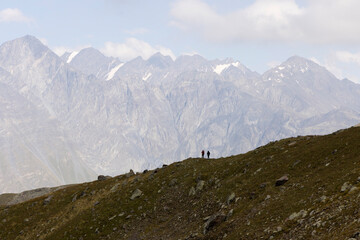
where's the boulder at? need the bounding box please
[196,180,205,191]
[126,169,135,178]
[130,189,142,200]
[227,192,236,205]
[43,195,53,205]
[97,175,111,181]
[288,210,308,221]
[351,232,360,239]
[349,186,359,193]
[72,194,78,202]
[275,175,289,186]
[227,209,234,219]
[169,178,178,186]
[259,183,267,188]
[110,183,120,193]
[189,187,196,196]
[203,213,227,234]
[341,182,352,192]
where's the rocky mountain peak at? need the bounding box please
[76,47,107,60]
[175,54,207,63]
[285,55,311,64]
[123,56,146,69]
[66,47,122,78]
[11,35,45,49]
[0,35,53,68]
[70,47,115,67]
[147,52,173,69]
[262,55,335,84]
[281,55,324,72]
[6,35,48,54]
[174,54,210,71]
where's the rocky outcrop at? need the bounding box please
[98,175,112,181]
[130,189,142,200]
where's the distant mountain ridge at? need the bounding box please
[0,35,360,193]
[61,47,123,81]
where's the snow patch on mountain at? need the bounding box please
[142,72,152,81]
[213,62,242,75]
[67,51,79,63]
[106,63,124,81]
[300,67,308,73]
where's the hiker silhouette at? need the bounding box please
[201,150,205,158]
[207,151,210,158]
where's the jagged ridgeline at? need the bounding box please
[1,35,360,193]
[1,126,360,239]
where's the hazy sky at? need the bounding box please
[1,0,360,83]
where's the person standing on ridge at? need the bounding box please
[207,151,210,159]
[201,150,205,158]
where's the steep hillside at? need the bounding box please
[1,126,360,239]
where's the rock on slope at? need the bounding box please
[1,126,360,239]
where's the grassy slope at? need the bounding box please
[1,127,360,240]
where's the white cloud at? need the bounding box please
[50,38,175,62]
[316,57,344,81]
[39,38,48,46]
[170,0,360,44]
[332,51,360,83]
[52,44,91,57]
[181,51,199,56]
[101,38,175,61]
[310,52,360,83]
[266,60,282,69]
[335,51,360,65]
[0,8,32,23]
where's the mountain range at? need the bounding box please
[0,35,360,193]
